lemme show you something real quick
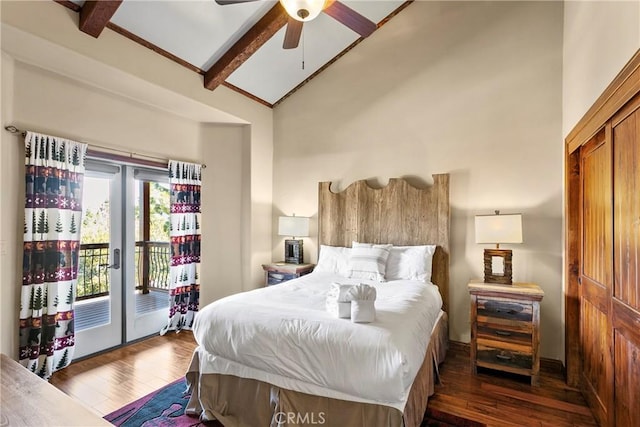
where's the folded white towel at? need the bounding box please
[326,283,355,318]
[347,284,377,323]
[345,283,377,301]
[351,300,375,323]
[327,283,354,302]
[326,300,352,318]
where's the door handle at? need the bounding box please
[99,248,120,270]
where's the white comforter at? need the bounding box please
[192,271,443,411]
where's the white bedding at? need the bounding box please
[192,271,443,411]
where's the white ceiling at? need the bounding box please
[68,0,407,106]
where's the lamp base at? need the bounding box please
[284,239,304,264]
[483,249,513,285]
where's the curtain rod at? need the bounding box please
[4,125,206,169]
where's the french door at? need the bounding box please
[74,162,170,358]
[74,163,123,358]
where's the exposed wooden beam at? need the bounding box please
[54,0,80,13]
[80,0,123,38]
[204,3,288,91]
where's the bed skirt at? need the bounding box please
[185,312,448,427]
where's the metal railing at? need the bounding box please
[77,241,170,300]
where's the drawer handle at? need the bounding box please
[496,353,512,361]
[495,330,512,337]
[495,309,518,315]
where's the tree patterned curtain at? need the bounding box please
[20,131,87,379]
[160,160,202,334]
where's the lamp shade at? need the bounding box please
[475,213,522,244]
[278,216,310,238]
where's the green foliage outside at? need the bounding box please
[77,181,170,298]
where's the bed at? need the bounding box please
[185,175,450,427]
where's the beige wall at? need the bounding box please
[563,0,640,137]
[199,123,248,306]
[0,2,274,357]
[273,1,564,360]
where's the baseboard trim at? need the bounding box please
[449,340,565,376]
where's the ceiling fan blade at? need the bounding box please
[215,0,260,5]
[283,18,303,49]
[323,1,376,38]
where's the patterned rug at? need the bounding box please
[104,378,213,427]
[104,378,484,427]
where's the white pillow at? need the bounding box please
[315,245,351,277]
[348,242,392,281]
[386,245,437,282]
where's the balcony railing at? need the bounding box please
[77,241,170,300]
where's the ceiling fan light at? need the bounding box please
[280,0,325,22]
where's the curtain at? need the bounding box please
[160,160,202,334]
[20,132,87,379]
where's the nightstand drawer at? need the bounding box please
[477,297,532,322]
[267,272,298,285]
[477,323,532,348]
[262,263,315,286]
[477,346,533,371]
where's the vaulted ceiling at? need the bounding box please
[56,0,410,107]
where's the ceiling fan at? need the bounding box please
[215,0,377,49]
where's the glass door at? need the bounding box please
[74,164,123,358]
[74,162,170,357]
[124,167,171,341]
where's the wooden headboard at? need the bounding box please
[318,174,450,312]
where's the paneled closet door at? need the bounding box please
[611,100,640,427]
[579,131,614,427]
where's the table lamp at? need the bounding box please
[475,211,522,285]
[278,215,309,264]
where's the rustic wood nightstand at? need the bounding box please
[261,262,315,286]
[468,280,544,386]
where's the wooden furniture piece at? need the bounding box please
[188,175,450,427]
[565,50,640,426]
[0,353,111,426]
[469,280,544,386]
[261,262,314,286]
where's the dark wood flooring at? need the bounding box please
[50,334,597,426]
[428,342,597,426]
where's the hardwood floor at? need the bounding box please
[49,332,197,416]
[50,335,597,426]
[428,343,598,426]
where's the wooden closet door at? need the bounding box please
[580,132,614,427]
[611,102,640,427]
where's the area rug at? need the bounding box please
[105,378,484,427]
[104,378,216,427]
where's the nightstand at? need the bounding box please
[262,262,315,286]
[468,280,544,386]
